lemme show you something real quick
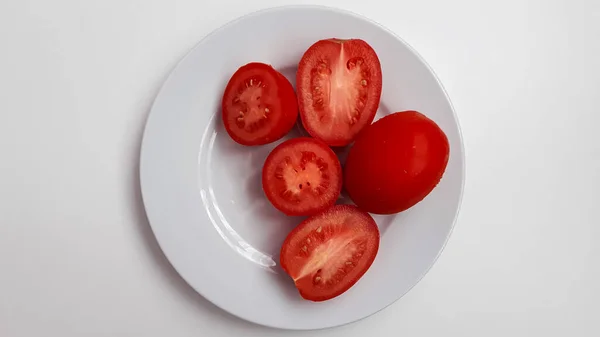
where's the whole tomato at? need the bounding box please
[344,111,450,214]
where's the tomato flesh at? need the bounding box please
[297,39,382,146]
[280,205,380,301]
[262,138,342,216]
[222,62,298,146]
[344,111,450,214]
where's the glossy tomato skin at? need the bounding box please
[296,39,382,146]
[344,111,450,214]
[262,137,342,216]
[280,205,380,302]
[222,62,298,146]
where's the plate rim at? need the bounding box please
[139,4,466,331]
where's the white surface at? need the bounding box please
[139,6,464,329]
[0,0,598,336]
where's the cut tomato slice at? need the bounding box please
[297,39,382,146]
[262,137,342,216]
[222,62,298,146]
[280,205,380,302]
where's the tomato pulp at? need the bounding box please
[280,205,380,301]
[222,62,298,146]
[262,137,342,216]
[296,39,382,146]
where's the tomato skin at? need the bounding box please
[262,137,342,216]
[280,205,380,302]
[296,39,382,146]
[222,62,298,146]
[344,111,450,215]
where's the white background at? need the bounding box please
[0,0,598,336]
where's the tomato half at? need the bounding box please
[344,111,450,214]
[262,137,342,216]
[296,39,382,146]
[280,205,380,302]
[222,62,298,146]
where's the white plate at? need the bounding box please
[140,5,465,330]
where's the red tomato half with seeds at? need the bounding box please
[296,39,382,146]
[280,205,380,302]
[262,137,342,216]
[222,62,298,146]
[344,111,450,214]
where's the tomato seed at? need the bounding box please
[300,151,317,165]
[235,122,245,128]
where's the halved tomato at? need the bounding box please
[296,39,382,146]
[280,205,380,302]
[262,137,342,216]
[222,62,298,146]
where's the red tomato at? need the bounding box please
[222,62,298,145]
[344,111,450,214]
[280,205,380,302]
[296,39,382,146]
[262,138,342,216]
